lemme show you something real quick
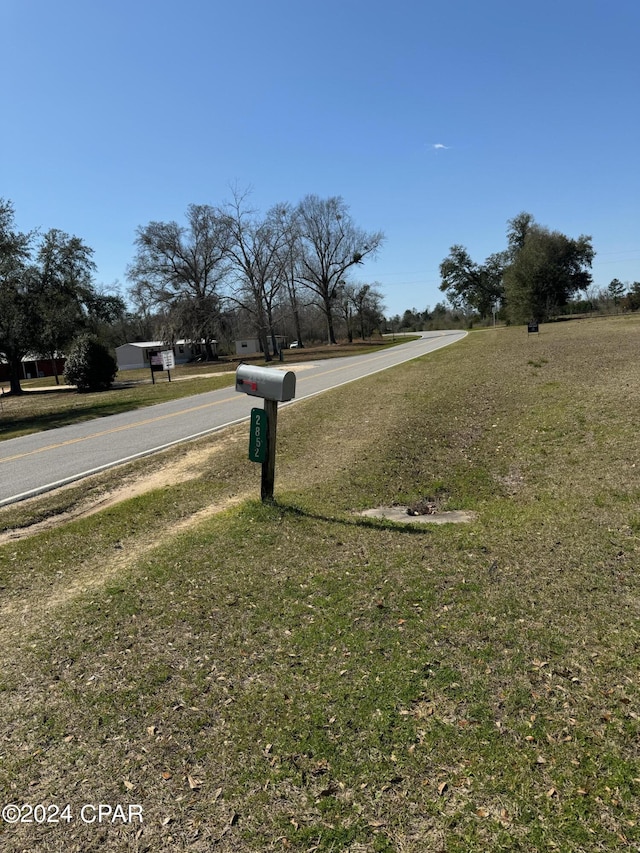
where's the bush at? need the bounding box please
[63,335,117,392]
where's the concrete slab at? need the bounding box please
[359,507,477,525]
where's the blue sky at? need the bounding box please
[2,0,639,317]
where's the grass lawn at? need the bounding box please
[0,316,638,852]
[0,339,409,441]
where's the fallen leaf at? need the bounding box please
[161,771,172,780]
[187,775,202,790]
[123,779,135,791]
[437,781,448,796]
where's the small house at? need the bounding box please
[115,340,214,371]
[235,336,287,357]
[0,353,66,382]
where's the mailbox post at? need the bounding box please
[235,365,296,501]
[262,398,278,501]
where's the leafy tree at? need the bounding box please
[63,335,117,392]
[400,308,424,330]
[351,282,385,339]
[336,282,356,342]
[503,216,594,323]
[0,200,34,394]
[127,204,230,359]
[622,282,640,312]
[608,278,625,306]
[1,202,123,393]
[295,195,384,344]
[506,211,536,256]
[31,229,109,384]
[439,245,506,317]
[335,282,385,342]
[439,211,594,326]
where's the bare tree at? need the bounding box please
[127,204,230,359]
[295,195,384,344]
[275,204,306,348]
[221,192,290,361]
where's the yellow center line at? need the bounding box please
[1,341,436,466]
[0,393,239,464]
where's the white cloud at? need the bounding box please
[432,143,449,150]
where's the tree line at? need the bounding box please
[390,212,640,335]
[0,199,125,395]
[3,196,638,395]
[126,190,385,363]
[0,192,385,394]
[438,212,597,324]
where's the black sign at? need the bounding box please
[149,350,163,371]
[527,322,539,334]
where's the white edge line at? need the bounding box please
[0,416,250,507]
[291,331,467,404]
[0,332,466,507]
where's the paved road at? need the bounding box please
[0,331,466,506]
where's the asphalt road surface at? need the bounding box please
[0,331,466,507]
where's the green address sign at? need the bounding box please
[249,407,268,463]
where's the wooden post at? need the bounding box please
[261,398,278,501]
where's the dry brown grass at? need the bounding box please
[0,316,638,852]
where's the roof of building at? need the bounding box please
[117,340,212,349]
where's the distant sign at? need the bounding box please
[149,351,163,371]
[161,350,175,370]
[527,321,539,334]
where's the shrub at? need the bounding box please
[63,335,117,392]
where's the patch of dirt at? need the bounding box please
[495,467,526,496]
[0,493,247,638]
[0,433,243,545]
[0,433,251,642]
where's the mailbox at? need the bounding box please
[235,365,296,402]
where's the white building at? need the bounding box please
[115,340,214,371]
[235,336,287,357]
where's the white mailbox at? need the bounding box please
[235,365,296,402]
